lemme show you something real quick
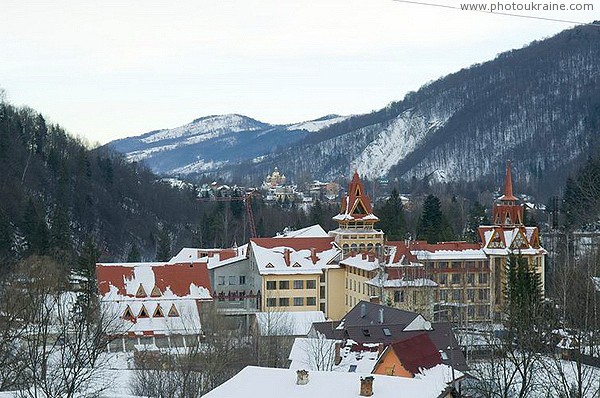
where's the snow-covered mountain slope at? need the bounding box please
[107,114,347,176]
[224,24,600,196]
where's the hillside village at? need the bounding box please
[85,166,578,397]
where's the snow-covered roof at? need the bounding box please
[250,238,339,275]
[340,254,380,272]
[480,226,547,256]
[170,245,248,269]
[202,365,458,398]
[96,261,212,336]
[256,311,326,336]
[276,225,329,238]
[413,248,487,261]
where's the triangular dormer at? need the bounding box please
[138,304,149,318]
[136,284,147,298]
[150,286,162,297]
[153,304,165,318]
[487,230,505,249]
[168,304,180,317]
[510,229,529,250]
[123,305,135,319]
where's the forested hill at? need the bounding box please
[0,99,211,265]
[224,23,600,196]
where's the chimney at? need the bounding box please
[310,248,318,264]
[362,252,367,260]
[335,342,342,365]
[360,376,374,396]
[368,253,375,262]
[284,249,291,267]
[360,303,366,318]
[378,308,384,324]
[296,369,309,385]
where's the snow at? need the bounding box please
[413,248,487,260]
[140,114,265,144]
[276,225,329,238]
[256,311,326,336]
[250,242,339,275]
[339,256,380,272]
[367,276,438,288]
[286,115,349,132]
[353,110,448,179]
[202,365,456,398]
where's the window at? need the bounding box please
[467,289,475,301]
[217,276,225,286]
[229,276,236,285]
[239,276,246,285]
[467,273,475,286]
[478,273,488,284]
[439,290,447,301]
[452,290,462,301]
[479,289,489,300]
[279,280,290,290]
[306,297,316,306]
[279,298,290,307]
[362,328,371,337]
[439,274,447,285]
[468,306,475,317]
[394,290,404,303]
[320,285,325,298]
[383,328,391,337]
[266,298,277,307]
[293,297,304,306]
[306,280,316,289]
[320,303,326,312]
[293,280,304,289]
[266,281,276,290]
[478,305,488,317]
[451,273,462,285]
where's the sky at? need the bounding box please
[0,0,597,144]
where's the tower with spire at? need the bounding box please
[478,161,546,320]
[330,172,384,257]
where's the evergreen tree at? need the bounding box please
[464,201,489,242]
[50,205,72,253]
[155,227,171,261]
[0,209,14,265]
[417,194,453,243]
[127,244,141,262]
[22,198,49,255]
[310,199,324,227]
[376,189,406,241]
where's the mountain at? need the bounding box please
[224,23,600,196]
[0,101,221,263]
[108,114,349,176]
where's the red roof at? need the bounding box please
[337,172,376,220]
[389,333,442,375]
[498,160,518,201]
[386,241,419,264]
[250,237,335,252]
[407,241,482,252]
[96,262,211,297]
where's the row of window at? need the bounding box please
[346,278,368,295]
[429,261,489,269]
[348,267,371,277]
[437,288,490,301]
[217,275,247,286]
[437,272,489,285]
[266,297,317,307]
[266,279,316,290]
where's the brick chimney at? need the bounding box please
[284,248,291,267]
[296,369,309,385]
[310,248,318,264]
[360,376,374,396]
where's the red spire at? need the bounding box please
[499,161,517,201]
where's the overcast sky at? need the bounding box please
[0,1,596,144]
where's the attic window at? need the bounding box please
[168,304,180,317]
[266,263,274,268]
[138,304,149,318]
[349,365,357,373]
[292,262,301,268]
[150,286,162,297]
[383,328,391,337]
[362,328,371,337]
[153,304,165,318]
[353,201,367,215]
[136,284,147,298]
[123,305,134,319]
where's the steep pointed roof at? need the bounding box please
[333,171,378,222]
[498,161,518,201]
